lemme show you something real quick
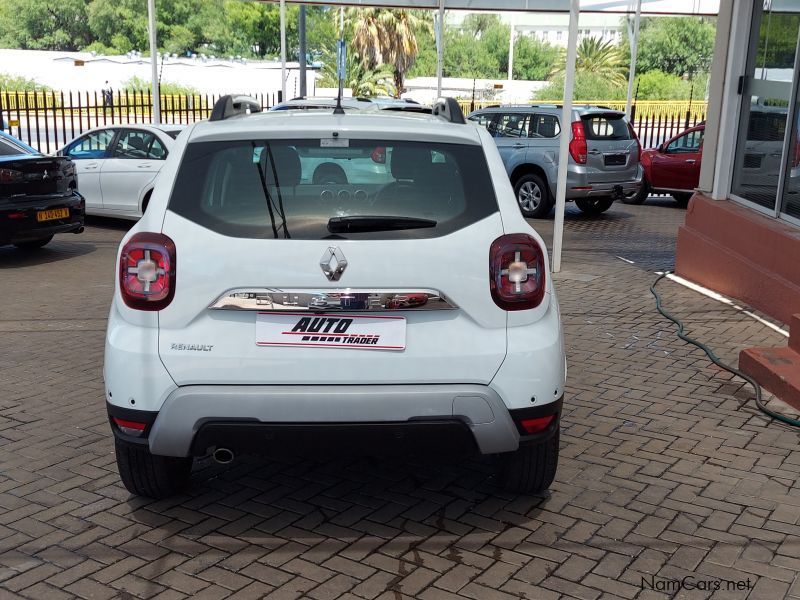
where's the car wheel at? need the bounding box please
[14,235,54,250]
[623,179,650,205]
[497,428,559,493]
[575,198,614,215]
[672,193,692,208]
[514,173,552,218]
[115,438,192,499]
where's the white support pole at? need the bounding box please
[280,0,287,100]
[147,0,161,124]
[507,15,515,81]
[552,0,579,274]
[625,0,642,119]
[436,0,445,97]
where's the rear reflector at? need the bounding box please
[112,417,147,436]
[519,414,555,435]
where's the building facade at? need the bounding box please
[677,0,800,326]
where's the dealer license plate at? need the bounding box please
[256,312,406,350]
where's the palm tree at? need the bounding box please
[318,48,396,98]
[349,9,429,97]
[551,36,628,87]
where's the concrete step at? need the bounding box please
[740,314,800,411]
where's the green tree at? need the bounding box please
[349,8,429,96]
[534,72,627,101]
[512,35,560,81]
[551,37,627,86]
[0,0,91,50]
[632,17,715,76]
[317,49,395,98]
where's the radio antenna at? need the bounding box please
[334,7,345,114]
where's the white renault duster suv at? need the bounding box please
[104,96,566,498]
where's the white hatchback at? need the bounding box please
[58,124,184,219]
[104,96,566,498]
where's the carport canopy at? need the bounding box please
[145,0,719,273]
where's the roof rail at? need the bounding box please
[432,97,465,124]
[209,94,262,121]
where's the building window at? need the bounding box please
[731,2,800,217]
[557,30,562,41]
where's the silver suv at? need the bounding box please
[468,105,643,218]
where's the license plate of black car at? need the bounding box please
[604,154,627,166]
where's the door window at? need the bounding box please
[66,130,115,159]
[113,130,167,160]
[531,114,560,138]
[666,130,704,153]
[494,113,530,138]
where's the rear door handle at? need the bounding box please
[137,164,152,168]
[685,159,696,164]
[84,162,99,170]
[513,143,525,149]
[587,150,601,155]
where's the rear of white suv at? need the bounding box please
[104,99,566,498]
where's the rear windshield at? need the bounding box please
[581,114,631,140]
[168,139,498,240]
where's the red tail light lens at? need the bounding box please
[520,414,555,435]
[119,232,176,311]
[490,234,546,311]
[628,123,642,162]
[569,121,587,164]
[112,417,147,436]
[371,146,387,163]
[0,168,23,183]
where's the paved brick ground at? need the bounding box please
[1,200,799,600]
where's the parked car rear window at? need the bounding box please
[581,114,631,140]
[168,139,498,240]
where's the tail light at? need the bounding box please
[569,121,587,164]
[371,146,386,163]
[629,123,642,162]
[490,234,546,311]
[119,232,176,311]
[0,168,22,183]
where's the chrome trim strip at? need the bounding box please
[209,288,458,312]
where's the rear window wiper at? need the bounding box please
[327,215,437,233]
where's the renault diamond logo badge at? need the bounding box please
[320,247,347,281]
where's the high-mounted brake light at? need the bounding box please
[569,121,587,164]
[119,232,176,311]
[490,234,546,311]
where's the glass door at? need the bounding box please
[731,1,800,213]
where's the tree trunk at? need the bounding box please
[393,70,403,99]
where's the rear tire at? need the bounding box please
[672,193,692,208]
[498,429,560,493]
[513,173,552,218]
[115,438,192,499]
[575,197,614,215]
[624,179,650,205]
[14,235,53,250]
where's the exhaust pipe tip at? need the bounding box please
[212,448,234,464]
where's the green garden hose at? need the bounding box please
[651,272,800,428]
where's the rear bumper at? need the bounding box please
[0,192,85,245]
[107,386,563,457]
[565,165,643,199]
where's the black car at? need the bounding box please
[0,131,84,249]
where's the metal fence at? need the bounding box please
[0,90,283,154]
[2,90,704,154]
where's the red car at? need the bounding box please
[626,124,704,207]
